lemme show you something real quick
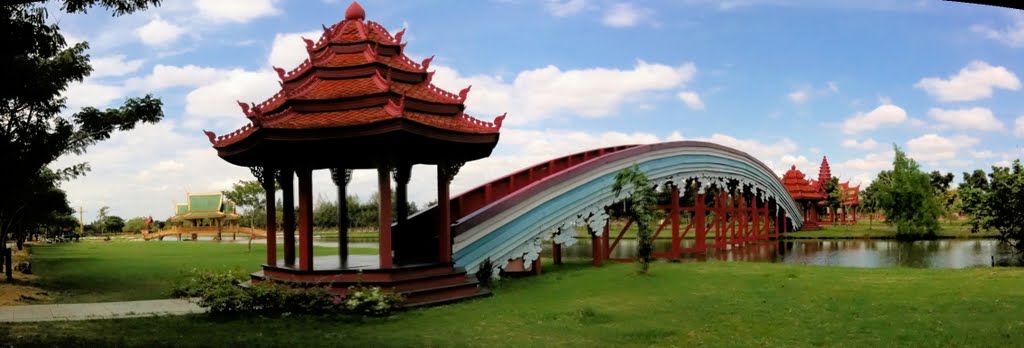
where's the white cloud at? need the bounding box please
[135,16,186,46]
[906,134,979,162]
[971,150,996,159]
[787,90,808,104]
[841,104,908,134]
[827,81,839,93]
[1016,115,1024,137]
[786,82,838,104]
[927,107,1005,132]
[194,0,280,23]
[677,91,705,110]
[125,64,231,91]
[431,60,697,124]
[842,138,879,151]
[268,31,321,69]
[90,55,144,77]
[184,69,281,126]
[544,0,586,17]
[64,80,124,109]
[602,3,650,28]
[970,13,1024,48]
[915,61,1021,102]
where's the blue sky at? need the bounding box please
[49,0,1024,221]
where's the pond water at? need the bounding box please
[550,238,1017,269]
[153,235,1017,269]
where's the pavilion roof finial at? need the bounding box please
[345,1,366,21]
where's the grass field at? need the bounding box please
[25,241,376,303]
[3,260,1023,347]
[786,220,1000,239]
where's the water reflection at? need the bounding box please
[546,238,1015,269]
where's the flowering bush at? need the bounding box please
[172,269,340,315]
[342,284,404,317]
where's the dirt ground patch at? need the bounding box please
[1,244,51,306]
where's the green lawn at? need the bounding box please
[3,261,1023,347]
[786,220,1000,239]
[27,241,376,303]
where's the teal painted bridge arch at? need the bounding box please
[450,141,804,274]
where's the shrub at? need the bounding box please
[342,283,404,317]
[174,269,403,316]
[475,258,495,288]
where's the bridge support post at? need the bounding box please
[297,168,314,271]
[280,169,296,266]
[591,233,602,266]
[694,193,706,252]
[552,241,562,265]
[602,217,610,260]
[670,184,680,260]
[378,164,393,268]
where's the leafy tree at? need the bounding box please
[122,216,148,233]
[611,165,656,273]
[960,169,990,192]
[1,0,163,281]
[823,176,842,223]
[929,171,955,194]
[874,145,943,239]
[963,160,1024,253]
[223,180,276,229]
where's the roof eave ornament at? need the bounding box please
[421,55,434,71]
[394,28,406,45]
[384,94,406,117]
[203,130,217,145]
[494,113,507,130]
[273,66,287,80]
[458,85,472,101]
[302,37,315,52]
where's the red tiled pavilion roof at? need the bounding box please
[206,1,504,149]
[782,165,826,201]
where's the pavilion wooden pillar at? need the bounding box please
[279,169,296,266]
[254,167,277,266]
[670,184,681,260]
[297,169,314,271]
[378,164,394,268]
[394,165,411,225]
[330,168,351,265]
[437,162,462,264]
[393,164,411,263]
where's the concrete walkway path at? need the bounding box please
[0,299,206,323]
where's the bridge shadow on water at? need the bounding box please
[545,238,1013,269]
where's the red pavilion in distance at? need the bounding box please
[205,2,503,306]
[784,156,861,230]
[781,164,826,230]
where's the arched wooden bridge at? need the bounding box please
[142,227,267,241]
[402,141,806,275]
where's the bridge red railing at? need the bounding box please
[449,144,639,222]
[394,144,638,262]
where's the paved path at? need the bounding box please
[0,299,206,323]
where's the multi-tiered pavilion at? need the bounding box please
[205,2,504,305]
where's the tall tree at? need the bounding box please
[611,165,656,274]
[874,145,943,239]
[963,161,1024,253]
[223,180,274,229]
[1,0,164,280]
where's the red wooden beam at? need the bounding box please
[378,166,393,268]
[297,168,315,271]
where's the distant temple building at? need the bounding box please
[782,156,860,230]
[165,192,241,240]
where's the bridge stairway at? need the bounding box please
[249,263,489,308]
